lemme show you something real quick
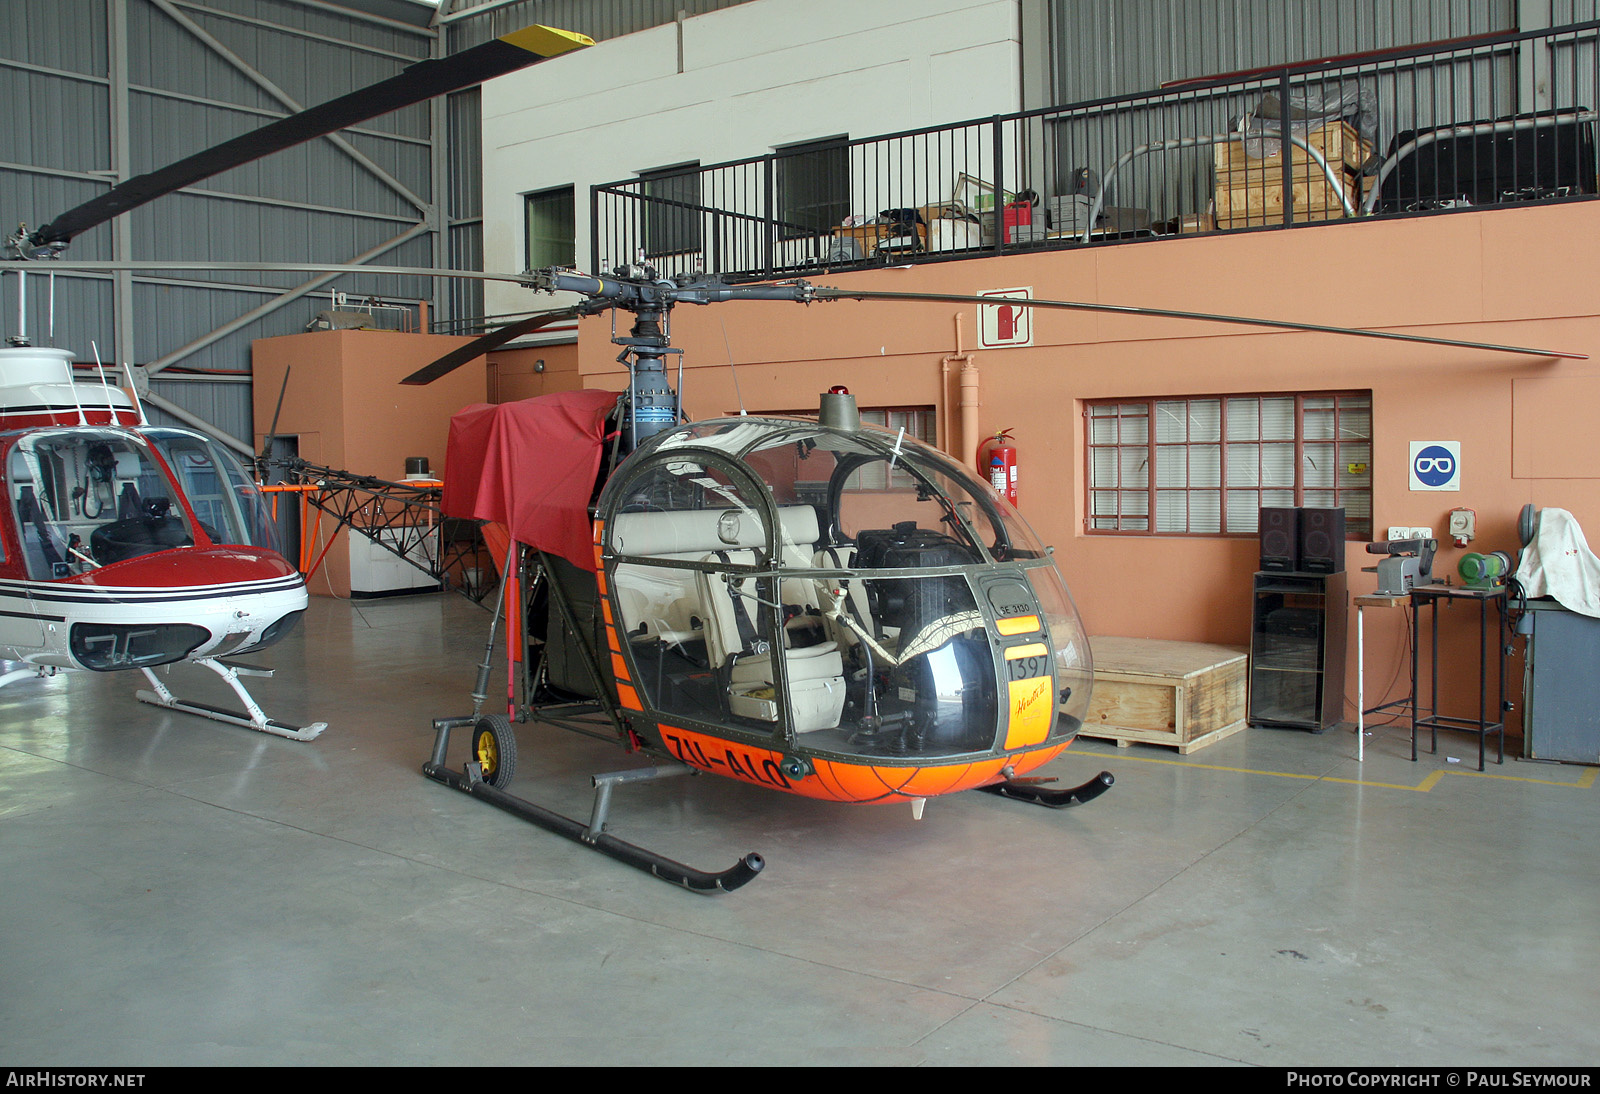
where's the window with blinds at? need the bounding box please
[1086,392,1372,537]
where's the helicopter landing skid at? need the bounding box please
[977,770,1115,808]
[422,716,765,894]
[135,658,328,742]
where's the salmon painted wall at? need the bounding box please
[573,202,1600,731]
[487,342,583,402]
[251,330,482,597]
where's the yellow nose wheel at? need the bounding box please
[471,715,518,788]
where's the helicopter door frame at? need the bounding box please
[818,440,1070,756]
[599,444,813,749]
[519,545,632,742]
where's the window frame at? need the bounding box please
[774,135,850,241]
[523,185,576,270]
[1083,390,1372,538]
[639,161,702,258]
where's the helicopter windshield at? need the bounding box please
[146,429,282,553]
[6,429,195,579]
[601,417,1092,763]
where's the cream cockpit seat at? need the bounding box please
[695,537,847,733]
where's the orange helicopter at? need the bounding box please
[409,265,1580,892]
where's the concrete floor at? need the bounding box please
[1,591,1596,1067]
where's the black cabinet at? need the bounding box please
[1249,571,1347,732]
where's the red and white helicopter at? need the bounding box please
[0,25,594,740]
[0,335,319,737]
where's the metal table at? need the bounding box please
[1355,592,1411,761]
[1410,584,1507,771]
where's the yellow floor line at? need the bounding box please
[1076,751,1597,793]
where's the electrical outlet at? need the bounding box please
[1387,526,1408,541]
[1386,526,1435,540]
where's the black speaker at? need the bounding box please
[1298,507,1346,574]
[1259,507,1299,571]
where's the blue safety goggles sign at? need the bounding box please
[1409,441,1461,491]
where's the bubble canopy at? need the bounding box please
[595,415,1093,765]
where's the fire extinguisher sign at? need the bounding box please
[979,287,1033,348]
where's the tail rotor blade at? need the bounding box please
[401,307,588,386]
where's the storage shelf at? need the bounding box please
[1248,570,1347,732]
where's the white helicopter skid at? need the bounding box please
[136,658,327,742]
[0,567,325,741]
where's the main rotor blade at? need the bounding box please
[34,260,535,284]
[29,25,592,249]
[815,288,1588,361]
[401,307,589,386]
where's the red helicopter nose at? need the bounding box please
[55,546,309,671]
[69,545,300,590]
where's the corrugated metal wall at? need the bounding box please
[0,0,436,447]
[438,0,761,49]
[1049,1,1522,103]
[0,0,762,447]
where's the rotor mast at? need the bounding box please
[528,266,816,450]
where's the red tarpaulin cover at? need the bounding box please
[442,390,618,571]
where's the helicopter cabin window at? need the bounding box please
[146,430,282,552]
[775,135,849,240]
[604,419,1075,758]
[6,431,194,580]
[749,406,936,498]
[524,185,575,269]
[1085,392,1372,538]
[639,162,701,259]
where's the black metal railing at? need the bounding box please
[590,19,1600,280]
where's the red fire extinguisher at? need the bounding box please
[977,429,1018,506]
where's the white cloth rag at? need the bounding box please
[1514,507,1600,617]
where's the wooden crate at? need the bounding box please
[1082,636,1249,753]
[1213,119,1370,230]
[1214,174,1358,228]
[1215,120,1372,179]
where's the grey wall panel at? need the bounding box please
[0,272,115,360]
[126,1,280,113]
[446,222,483,330]
[1049,0,1521,104]
[0,68,111,175]
[0,172,115,260]
[172,5,430,138]
[0,0,451,451]
[446,88,481,221]
[0,0,109,75]
[147,375,253,442]
[205,0,431,52]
